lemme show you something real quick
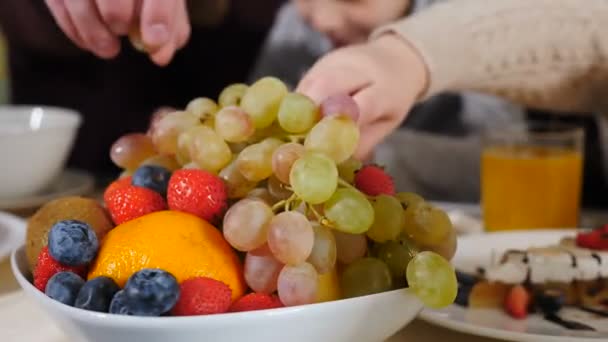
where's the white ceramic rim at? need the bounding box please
[11,245,420,328]
[0,105,82,136]
[0,211,26,262]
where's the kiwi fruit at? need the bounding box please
[26,196,114,271]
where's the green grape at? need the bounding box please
[277,93,320,133]
[277,262,318,306]
[176,127,197,165]
[181,162,200,169]
[189,126,232,173]
[267,175,292,200]
[186,97,218,122]
[324,188,374,234]
[267,211,314,265]
[396,192,424,211]
[406,251,457,308]
[229,142,249,154]
[219,159,257,199]
[272,142,305,184]
[289,152,338,204]
[307,224,337,274]
[236,138,283,182]
[421,229,457,261]
[219,83,248,107]
[337,157,362,184]
[223,198,274,252]
[246,188,276,206]
[245,122,286,144]
[340,258,392,299]
[376,240,417,285]
[304,116,359,164]
[214,106,255,143]
[150,110,199,156]
[110,133,156,170]
[241,77,288,129]
[403,203,452,246]
[367,195,405,243]
[334,231,367,264]
[140,154,180,171]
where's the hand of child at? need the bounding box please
[44,0,190,66]
[297,34,429,160]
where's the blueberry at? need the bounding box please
[122,269,179,316]
[535,289,565,314]
[109,290,133,315]
[455,284,472,307]
[456,271,478,287]
[45,271,85,306]
[132,165,172,197]
[48,220,99,266]
[75,276,120,312]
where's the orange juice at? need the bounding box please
[481,145,583,231]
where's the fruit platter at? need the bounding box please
[11,77,459,342]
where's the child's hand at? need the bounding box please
[45,0,190,66]
[297,34,429,160]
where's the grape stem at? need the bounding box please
[307,204,334,228]
[271,193,299,213]
[338,178,356,190]
[271,200,287,212]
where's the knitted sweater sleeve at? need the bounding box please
[374,0,608,113]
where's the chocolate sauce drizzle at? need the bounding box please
[544,313,596,331]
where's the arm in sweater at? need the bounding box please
[376,0,608,114]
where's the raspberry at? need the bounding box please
[354,165,395,196]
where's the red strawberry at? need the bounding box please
[171,277,232,316]
[34,247,87,291]
[576,228,608,250]
[354,165,395,196]
[103,176,132,205]
[504,285,531,319]
[167,169,227,222]
[105,185,166,225]
[229,293,283,312]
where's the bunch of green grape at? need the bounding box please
[108,77,457,309]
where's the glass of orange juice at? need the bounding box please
[481,123,584,231]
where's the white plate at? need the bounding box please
[0,169,94,211]
[420,230,608,342]
[0,211,25,262]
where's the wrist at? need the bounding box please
[371,33,430,101]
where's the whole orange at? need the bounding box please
[89,210,245,301]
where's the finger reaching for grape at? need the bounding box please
[296,35,429,160]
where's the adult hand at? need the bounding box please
[45,0,190,66]
[297,34,429,160]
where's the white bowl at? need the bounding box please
[11,246,423,342]
[0,106,81,198]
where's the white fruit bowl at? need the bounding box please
[11,246,423,342]
[0,106,81,199]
